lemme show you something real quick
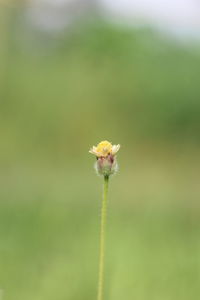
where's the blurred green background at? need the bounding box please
[0,2,200,300]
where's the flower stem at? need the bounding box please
[97,175,109,300]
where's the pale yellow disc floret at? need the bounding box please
[89,140,120,157]
[96,141,112,157]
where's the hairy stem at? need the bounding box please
[97,175,109,300]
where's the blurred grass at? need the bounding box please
[0,5,200,299]
[0,165,200,300]
[1,17,200,164]
[0,155,200,299]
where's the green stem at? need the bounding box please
[97,175,109,300]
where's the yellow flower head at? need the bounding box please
[89,140,120,157]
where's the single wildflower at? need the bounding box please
[89,140,120,300]
[89,140,120,177]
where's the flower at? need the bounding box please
[89,141,120,177]
[89,140,120,158]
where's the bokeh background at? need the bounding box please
[0,1,200,299]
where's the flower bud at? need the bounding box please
[95,154,118,176]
